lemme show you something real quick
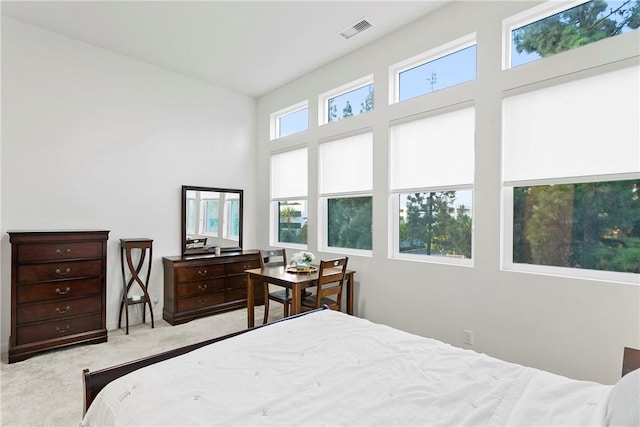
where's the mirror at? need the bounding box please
[181,185,243,255]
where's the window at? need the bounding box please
[505,0,640,68]
[224,195,240,239]
[327,196,372,250]
[203,200,219,234]
[185,198,196,235]
[319,132,373,252]
[319,75,374,125]
[513,180,639,273]
[277,200,308,244]
[399,191,473,259]
[270,101,308,140]
[391,34,477,103]
[271,148,308,246]
[503,65,639,281]
[390,106,475,264]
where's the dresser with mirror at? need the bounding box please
[162,186,263,325]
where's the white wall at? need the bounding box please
[0,17,258,353]
[256,1,640,385]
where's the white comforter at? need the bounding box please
[81,310,611,426]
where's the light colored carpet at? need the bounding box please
[0,304,279,427]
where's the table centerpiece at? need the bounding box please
[289,251,315,273]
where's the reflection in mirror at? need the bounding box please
[182,186,243,255]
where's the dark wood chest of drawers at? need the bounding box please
[8,230,109,363]
[162,251,263,325]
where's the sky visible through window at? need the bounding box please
[399,45,476,102]
[328,83,374,123]
[400,190,472,213]
[278,107,308,138]
[277,45,477,133]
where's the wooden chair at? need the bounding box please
[261,249,290,324]
[300,257,348,312]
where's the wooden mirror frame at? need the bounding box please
[181,185,243,255]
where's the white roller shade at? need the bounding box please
[319,132,373,194]
[503,65,640,183]
[271,148,307,199]
[390,107,475,190]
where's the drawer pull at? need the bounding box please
[198,270,208,276]
[55,267,71,275]
[55,248,72,256]
[56,306,71,314]
[198,284,208,290]
[198,298,208,305]
[56,287,71,295]
[55,325,71,333]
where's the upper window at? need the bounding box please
[502,65,639,281]
[390,106,475,264]
[505,0,640,68]
[391,34,477,103]
[270,101,308,140]
[271,148,308,247]
[318,132,373,253]
[319,75,374,125]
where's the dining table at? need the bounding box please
[245,265,356,328]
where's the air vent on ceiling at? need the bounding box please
[339,19,372,40]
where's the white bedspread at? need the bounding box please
[81,310,611,426]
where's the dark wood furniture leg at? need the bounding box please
[346,271,354,315]
[291,282,302,315]
[247,273,255,328]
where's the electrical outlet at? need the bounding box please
[152,294,159,304]
[464,330,474,345]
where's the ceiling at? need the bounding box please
[1,1,449,98]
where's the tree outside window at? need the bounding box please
[511,0,640,67]
[278,201,307,244]
[513,180,640,273]
[328,83,374,123]
[327,197,372,250]
[400,191,472,259]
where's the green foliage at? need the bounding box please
[450,205,472,258]
[279,222,307,244]
[513,0,640,57]
[514,180,640,273]
[328,101,337,122]
[343,101,353,117]
[328,197,372,250]
[278,203,306,244]
[327,85,374,122]
[279,206,300,224]
[360,86,374,113]
[402,191,472,258]
[512,186,531,263]
[278,227,300,244]
[596,237,640,273]
[524,185,575,266]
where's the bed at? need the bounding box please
[81,308,639,426]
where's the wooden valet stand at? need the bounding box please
[118,238,154,334]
